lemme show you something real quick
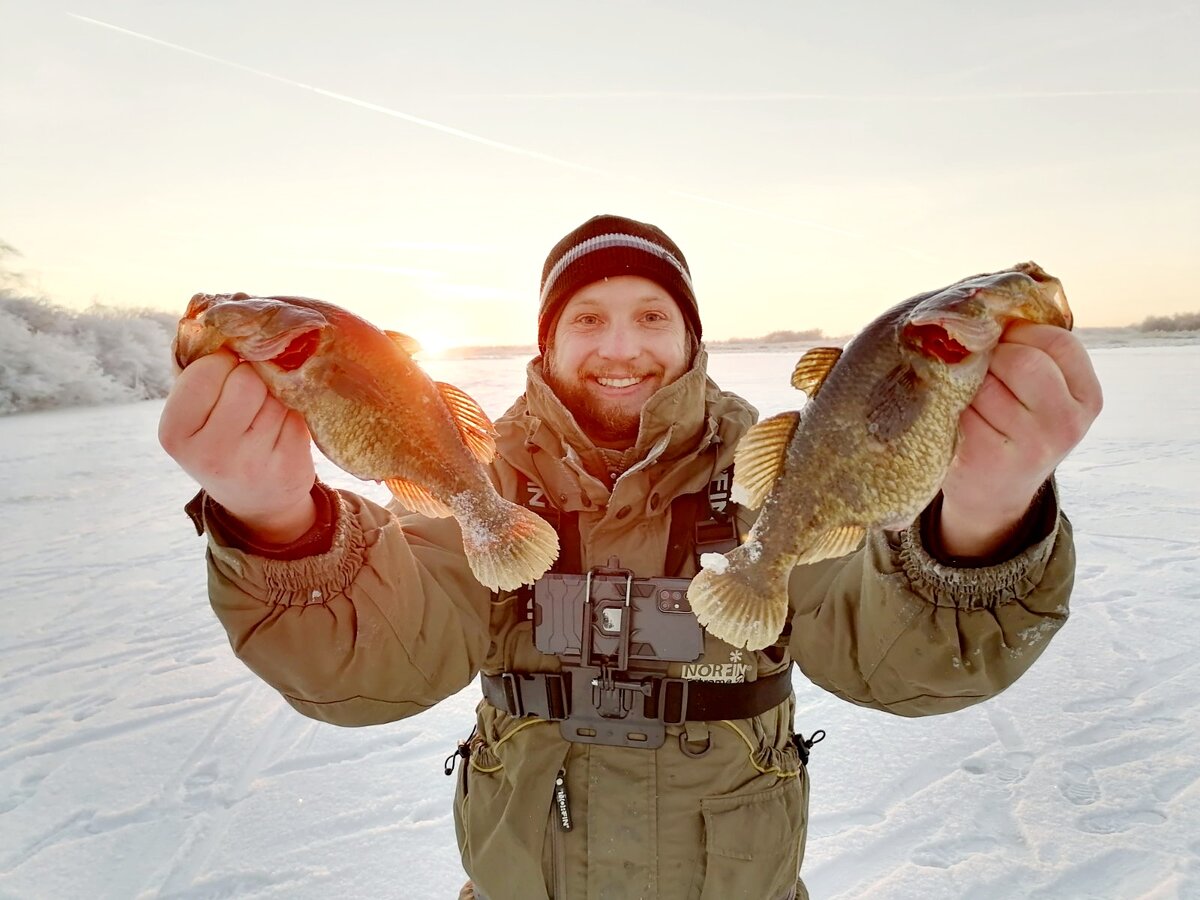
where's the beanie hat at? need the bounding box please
[538,214,701,353]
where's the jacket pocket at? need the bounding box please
[698,776,807,900]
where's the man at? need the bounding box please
[159,214,1102,899]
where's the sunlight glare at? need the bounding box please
[410,329,457,358]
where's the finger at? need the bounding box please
[159,350,239,446]
[204,362,270,438]
[957,403,1005,450]
[244,393,290,448]
[987,341,1100,452]
[967,370,1036,440]
[275,409,312,454]
[1000,322,1103,414]
[985,342,1070,418]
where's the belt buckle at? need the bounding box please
[658,677,689,726]
[500,672,525,717]
[500,672,569,720]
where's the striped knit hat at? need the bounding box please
[538,214,700,353]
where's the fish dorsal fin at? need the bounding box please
[865,363,927,442]
[384,330,422,355]
[385,477,453,518]
[436,381,497,464]
[730,410,801,509]
[795,525,866,565]
[791,347,843,397]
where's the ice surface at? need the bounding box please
[2,345,1198,899]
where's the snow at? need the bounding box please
[2,344,1198,899]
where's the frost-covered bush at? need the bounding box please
[0,289,176,415]
[1140,311,1200,332]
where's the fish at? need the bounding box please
[172,292,559,591]
[687,262,1073,650]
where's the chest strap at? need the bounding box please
[514,464,738,580]
[481,665,792,726]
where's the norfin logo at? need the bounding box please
[526,483,548,509]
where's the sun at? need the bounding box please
[410,329,458,358]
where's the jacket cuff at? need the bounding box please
[185,481,338,559]
[888,480,1063,610]
[201,488,377,607]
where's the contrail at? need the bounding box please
[65,13,930,257]
[456,88,1200,102]
[66,13,606,177]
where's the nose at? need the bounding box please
[595,320,639,359]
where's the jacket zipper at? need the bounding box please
[551,767,570,897]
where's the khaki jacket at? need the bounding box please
[196,350,1075,900]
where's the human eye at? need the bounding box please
[574,313,602,327]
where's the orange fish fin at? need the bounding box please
[459,496,560,590]
[316,357,391,408]
[790,347,842,397]
[730,411,800,509]
[686,547,790,651]
[795,525,866,565]
[865,363,926,442]
[384,330,422,355]
[435,381,497,463]
[385,478,453,517]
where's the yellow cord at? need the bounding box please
[718,720,801,779]
[470,718,799,778]
[469,718,553,773]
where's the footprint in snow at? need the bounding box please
[1057,762,1101,806]
[961,751,1034,785]
[1077,808,1166,835]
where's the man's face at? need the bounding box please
[544,275,691,449]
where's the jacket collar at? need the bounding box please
[508,349,715,474]
[495,349,758,514]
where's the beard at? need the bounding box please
[544,358,643,447]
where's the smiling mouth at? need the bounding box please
[595,375,645,389]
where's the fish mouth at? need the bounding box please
[172,318,208,370]
[1012,262,1073,330]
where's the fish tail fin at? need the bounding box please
[686,545,790,650]
[461,497,560,591]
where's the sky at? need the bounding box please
[2,1,1198,350]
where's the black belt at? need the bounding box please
[481,665,793,725]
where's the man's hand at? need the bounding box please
[159,350,317,543]
[937,322,1103,558]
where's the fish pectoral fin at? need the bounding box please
[730,411,800,509]
[864,363,927,442]
[435,381,498,464]
[385,478,454,517]
[312,356,393,408]
[794,525,866,565]
[791,347,843,397]
[384,330,422,355]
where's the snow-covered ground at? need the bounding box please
[2,345,1197,899]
